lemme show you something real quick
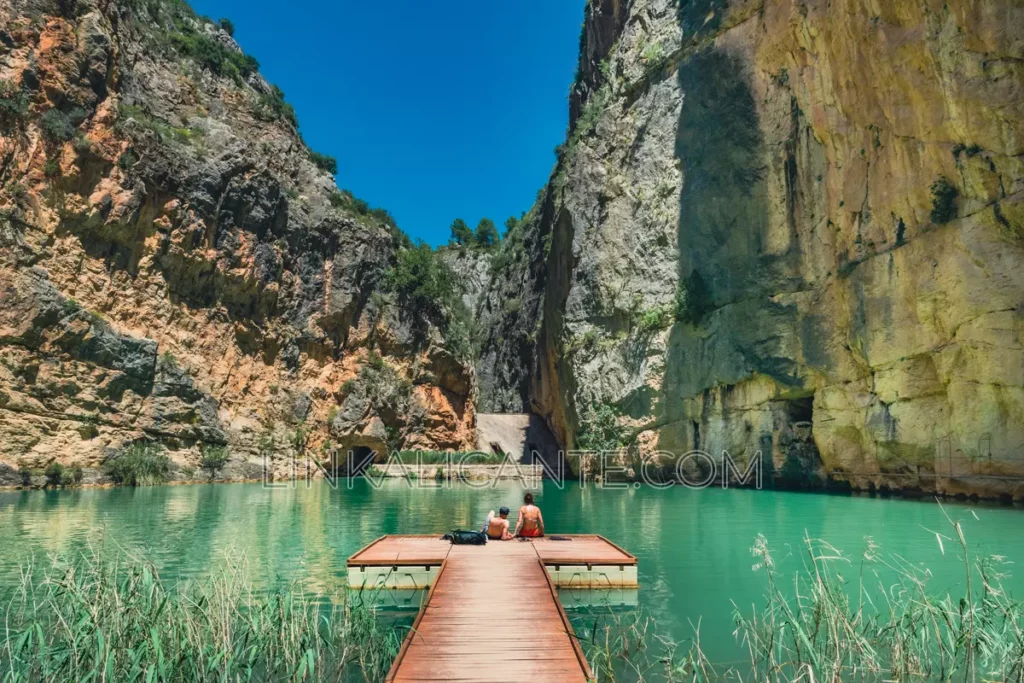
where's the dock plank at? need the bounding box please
[384,542,592,683]
[348,535,452,566]
[347,535,636,682]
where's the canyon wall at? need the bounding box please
[479,0,1024,499]
[0,0,475,484]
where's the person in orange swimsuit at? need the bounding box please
[514,492,545,538]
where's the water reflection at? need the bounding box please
[1,480,1021,665]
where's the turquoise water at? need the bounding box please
[1,480,1021,665]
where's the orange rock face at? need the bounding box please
[0,2,476,486]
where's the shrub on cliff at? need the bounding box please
[576,402,630,452]
[930,177,958,224]
[218,17,234,36]
[0,80,29,134]
[386,244,458,330]
[40,108,86,144]
[116,104,203,145]
[309,150,337,175]
[167,27,259,81]
[636,305,674,334]
[44,462,65,488]
[199,443,230,480]
[674,269,713,326]
[357,353,413,416]
[102,442,170,486]
[253,85,298,128]
[18,465,38,488]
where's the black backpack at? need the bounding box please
[443,530,487,545]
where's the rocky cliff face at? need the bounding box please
[479,0,1024,499]
[0,0,475,484]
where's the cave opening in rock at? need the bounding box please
[349,446,377,476]
[787,396,814,425]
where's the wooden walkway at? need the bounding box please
[348,535,636,682]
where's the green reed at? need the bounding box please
[1,548,401,682]
[579,504,1024,682]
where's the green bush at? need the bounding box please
[18,465,37,487]
[69,465,84,486]
[218,17,234,35]
[116,104,203,144]
[384,425,403,455]
[0,79,30,133]
[351,196,370,214]
[6,181,27,202]
[44,462,65,488]
[367,207,395,227]
[571,83,611,144]
[328,187,413,258]
[101,442,170,486]
[575,402,630,452]
[309,150,337,175]
[43,158,61,178]
[674,269,713,326]
[386,243,460,333]
[636,305,673,334]
[167,27,258,81]
[117,149,138,171]
[253,85,298,128]
[357,355,412,413]
[73,134,92,155]
[328,189,348,208]
[198,443,229,480]
[40,108,85,143]
[930,176,958,224]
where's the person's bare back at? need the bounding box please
[513,492,545,537]
[484,507,512,540]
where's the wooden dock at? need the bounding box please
[347,535,637,683]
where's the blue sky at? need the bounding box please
[187,0,585,245]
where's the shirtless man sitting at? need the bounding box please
[513,492,545,538]
[483,506,513,540]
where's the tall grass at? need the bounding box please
[1,548,401,682]
[578,505,1024,682]
[101,442,170,486]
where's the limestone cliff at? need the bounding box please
[478,0,1024,499]
[0,0,476,484]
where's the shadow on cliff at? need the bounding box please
[655,43,768,450]
[655,35,829,489]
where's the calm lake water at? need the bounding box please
[1,480,1022,665]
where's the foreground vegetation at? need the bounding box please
[4,505,1019,682]
[0,549,401,682]
[580,507,1024,682]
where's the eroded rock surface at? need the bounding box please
[478,0,1024,499]
[0,0,475,484]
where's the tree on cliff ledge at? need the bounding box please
[474,218,499,248]
[450,218,472,245]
